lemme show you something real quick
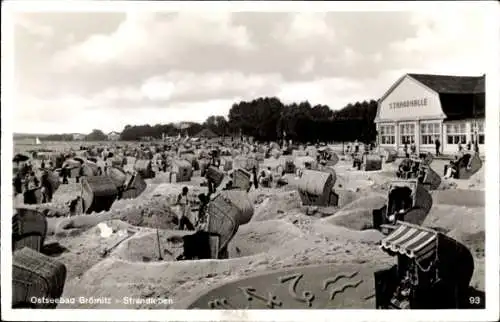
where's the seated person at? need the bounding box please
[258,170,271,187]
[444,158,458,179]
[417,165,427,183]
[460,152,472,170]
[398,155,412,176]
[410,160,420,174]
[391,270,413,309]
[276,170,288,187]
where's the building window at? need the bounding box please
[478,121,484,144]
[399,123,415,145]
[421,122,440,145]
[471,121,485,145]
[379,124,395,144]
[446,123,466,145]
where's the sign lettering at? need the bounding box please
[389,98,428,109]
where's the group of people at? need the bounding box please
[397,153,427,181]
[13,161,56,204]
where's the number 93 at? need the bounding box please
[469,296,481,305]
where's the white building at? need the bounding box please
[107,131,121,141]
[374,73,485,156]
[72,133,86,141]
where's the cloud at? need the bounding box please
[51,12,255,73]
[10,9,488,134]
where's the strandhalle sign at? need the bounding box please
[389,98,428,109]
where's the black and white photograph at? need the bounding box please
[2,1,499,321]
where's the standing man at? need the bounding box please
[62,164,69,184]
[435,138,441,156]
[13,172,23,196]
[40,170,53,203]
[410,140,416,155]
[177,186,194,231]
[196,193,210,230]
[474,132,479,153]
[252,165,259,189]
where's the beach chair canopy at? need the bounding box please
[380,221,437,263]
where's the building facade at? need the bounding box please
[107,131,121,141]
[374,73,485,156]
[72,133,86,141]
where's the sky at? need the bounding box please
[10,4,489,134]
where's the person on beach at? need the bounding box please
[62,164,69,184]
[196,193,210,230]
[40,170,53,203]
[252,165,259,189]
[177,186,194,231]
[444,157,458,179]
[435,139,440,156]
[23,172,39,204]
[13,172,23,196]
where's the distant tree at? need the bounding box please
[44,134,74,141]
[203,115,229,136]
[116,96,379,143]
[85,129,108,141]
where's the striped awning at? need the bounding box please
[380,222,438,262]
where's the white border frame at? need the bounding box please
[2,1,499,322]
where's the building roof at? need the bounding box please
[376,73,485,122]
[409,74,486,121]
[408,73,485,94]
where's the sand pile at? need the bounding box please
[250,190,303,221]
[113,229,187,262]
[311,222,384,244]
[44,220,140,280]
[422,204,485,258]
[323,208,375,231]
[340,193,387,211]
[51,182,81,204]
[431,189,484,207]
[147,183,206,201]
[110,196,179,229]
[228,219,307,257]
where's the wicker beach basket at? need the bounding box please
[107,166,127,188]
[420,165,441,190]
[284,159,296,174]
[12,208,48,252]
[223,159,233,172]
[134,159,154,179]
[363,154,383,171]
[296,169,336,206]
[172,159,193,182]
[46,170,60,193]
[81,161,100,177]
[12,247,67,308]
[206,166,225,187]
[382,148,398,163]
[121,173,147,199]
[233,168,252,191]
[207,190,254,251]
[81,176,118,214]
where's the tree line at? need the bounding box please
[43,97,379,144]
